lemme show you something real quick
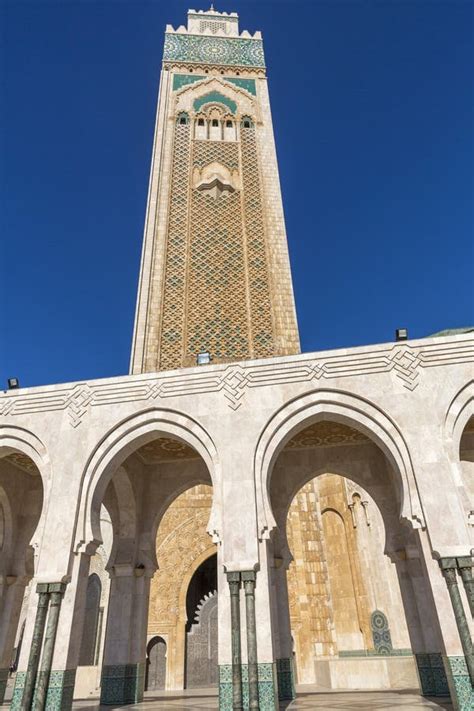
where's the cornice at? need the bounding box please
[1,336,472,427]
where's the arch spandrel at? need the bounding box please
[254,389,425,542]
[74,408,221,557]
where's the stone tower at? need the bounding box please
[130,7,300,373]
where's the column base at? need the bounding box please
[219,663,277,711]
[10,669,76,711]
[100,663,145,705]
[444,656,474,711]
[415,653,449,697]
[276,658,295,701]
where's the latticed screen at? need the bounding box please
[158,119,274,371]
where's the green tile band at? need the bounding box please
[100,663,145,706]
[164,34,265,68]
[10,669,76,711]
[445,656,474,711]
[339,648,412,657]
[415,653,449,697]
[0,668,8,705]
[276,658,295,701]
[173,74,257,96]
[219,663,277,711]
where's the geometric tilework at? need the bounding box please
[276,658,295,701]
[163,34,265,69]
[218,663,277,711]
[10,670,26,711]
[100,663,145,706]
[10,669,76,711]
[445,656,474,711]
[370,610,393,654]
[0,668,8,705]
[415,653,450,698]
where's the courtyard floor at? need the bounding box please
[2,685,453,711]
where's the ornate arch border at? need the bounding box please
[254,389,425,539]
[74,408,221,554]
[0,425,51,549]
[444,380,474,461]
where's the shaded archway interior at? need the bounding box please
[267,419,416,687]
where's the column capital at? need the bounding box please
[457,556,473,570]
[241,570,256,583]
[438,557,457,571]
[226,571,241,584]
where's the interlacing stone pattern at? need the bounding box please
[445,656,474,711]
[10,670,76,711]
[158,122,191,371]
[219,663,277,711]
[240,124,274,358]
[187,140,249,362]
[414,653,450,697]
[100,663,145,706]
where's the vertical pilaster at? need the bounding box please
[34,584,66,711]
[242,572,259,710]
[457,557,474,618]
[99,566,151,705]
[19,585,50,711]
[439,558,474,685]
[226,572,243,711]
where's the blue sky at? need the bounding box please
[1,0,473,388]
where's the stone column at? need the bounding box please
[99,564,151,705]
[242,571,259,710]
[19,584,50,711]
[0,576,28,704]
[439,557,474,685]
[457,557,474,618]
[34,583,66,711]
[226,572,243,711]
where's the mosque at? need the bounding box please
[0,7,473,711]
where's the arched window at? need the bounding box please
[241,116,253,129]
[177,112,189,126]
[211,119,219,127]
[198,118,205,126]
[78,574,102,666]
[226,120,233,128]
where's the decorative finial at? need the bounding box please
[210,3,215,10]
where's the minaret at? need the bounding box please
[130,7,300,373]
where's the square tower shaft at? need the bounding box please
[131,8,300,373]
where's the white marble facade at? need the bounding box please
[0,333,473,709]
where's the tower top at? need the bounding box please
[165,8,261,40]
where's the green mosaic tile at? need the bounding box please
[100,663,144,706]
[445,656,474,711]
[164,34,265,68]
[194,91,237,114]
[225,77,256,95]
[173,74,205,91]
[10,669,75,711]
[218,664,277,710]
[276,658,295,701]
